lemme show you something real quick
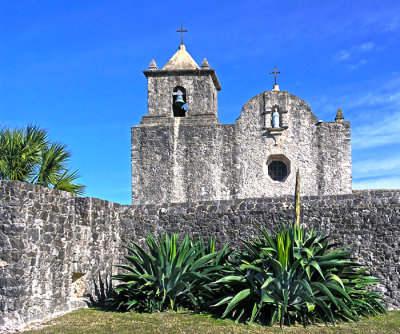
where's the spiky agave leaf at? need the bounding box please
[111,232,230,312]
[211,224,386,327]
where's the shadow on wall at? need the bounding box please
[87,273,114,307]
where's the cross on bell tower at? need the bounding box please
[177,24,187,46]
[270,66,281,91]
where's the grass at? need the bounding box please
[22,309,400,334]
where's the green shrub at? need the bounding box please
[0,125,84,194]
[210,224,386,327]
[111,233,230,312]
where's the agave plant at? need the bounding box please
[211,169,386,326]
[112,233,230,312]
[212,225,386,326]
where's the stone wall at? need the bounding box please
[1,180,399,331]
[0,182,123,332]
[235,90,352,199]
[131,123,236,204]
[316,121,352,194]
[132,90,352,205]
[144,70,220,118]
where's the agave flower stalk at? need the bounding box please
[294,169,301,228]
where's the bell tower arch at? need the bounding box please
[172,86,187,117]
[141,44,221,125]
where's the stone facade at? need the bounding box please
[0,45,394,333]
[235,91,351,199]
[1,181,399,331]
[132,45,352,205]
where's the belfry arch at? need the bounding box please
[172,86,187,117]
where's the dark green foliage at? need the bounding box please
[113,227,386,327]
[0,125,84,194]
[211,224,386,326]
[111,233,230,312]
[112,173,386,326]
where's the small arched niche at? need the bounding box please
[265,154,291,182]
[172,86,187,117]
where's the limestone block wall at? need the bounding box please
[131,123,236,204]
[315,122,352,194]
[0,182,123,331]
[133,90,352,205]
[235,90,352,198]
[144,71,219,118]
[1,180,399,331]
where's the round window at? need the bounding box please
[268,161,288,181]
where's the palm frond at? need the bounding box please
[0,125,84,194]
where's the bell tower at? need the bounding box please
[141,43,221,125]
[132,34,232,205]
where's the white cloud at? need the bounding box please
[309,76,400,118]
[344,90,400,109]
[353,176,400,190]
[321,77,400,149]
[335,50,350,61]
[350,80,400,186]
[352,111,400,149]
[353,156,400,178]
[384,21,398,32]
[349,58,367,69]
[358,42,375,52]
[334,42,376,64]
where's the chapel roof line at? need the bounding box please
[161,44,200,71]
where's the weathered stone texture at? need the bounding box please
[0,182,122,332]
[1,181,399,331]
[133,89,352,204]
[132,123,236,204]
[316,121,352,194]
[144,71,219,119]
[136,47,352,205]
[237,91,327,198]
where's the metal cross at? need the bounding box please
[177,24,187,45]
[270,66,281,86]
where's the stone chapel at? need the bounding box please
[131,43,352,205]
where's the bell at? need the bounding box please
[174,94,185,107]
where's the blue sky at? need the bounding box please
[1,0,399,204]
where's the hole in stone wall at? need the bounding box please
[72,272,85,283]
[71,272,86,298]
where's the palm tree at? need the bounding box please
[0,125,85,195]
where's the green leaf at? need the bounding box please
[261,291,275,303]
[222,289,251,317]
[212,296,233,307]
[215,275,245,284]
[261,277,274,289]
[330,274,345,290]
[306,302,315,312]
[309,260,325,280]
[311,282,338,307]
[249,303,258,323]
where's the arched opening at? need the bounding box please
[172,86,187,117]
